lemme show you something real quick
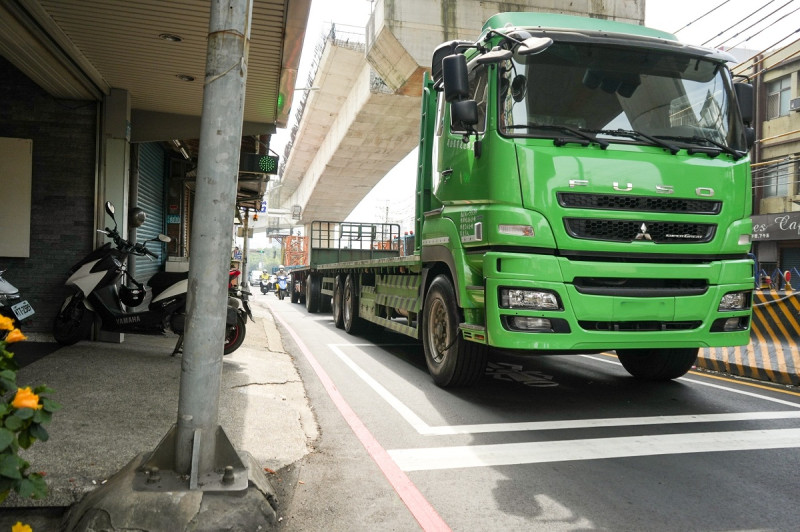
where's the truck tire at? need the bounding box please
[616,347,698,381]
[342,273,364,334]
[306,274,321,313]
[332,275,344,329]
[422,275,488,387]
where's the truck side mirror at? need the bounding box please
[451,100,479,129]
[431,40,473,85]
[734,82,754,125]
[442,54,470,102]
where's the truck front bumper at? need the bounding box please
[477,252,752,352]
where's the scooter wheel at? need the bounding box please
[53,294,93,345]
[223,313,246,355]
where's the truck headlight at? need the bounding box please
[718,291,750,311]
[500,288,561,310]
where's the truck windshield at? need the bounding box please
[497,42,747,153]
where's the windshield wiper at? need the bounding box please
[586,128,679,155]
[653,134,746,161]
[506,123,609,149]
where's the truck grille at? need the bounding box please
[564,219,716,243]
[579,320,702,332]
[558,193,721,214]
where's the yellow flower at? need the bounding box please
[11,387,42,410]
[5,329,26,344]
[0,315,14,331]
[12,522,33,532]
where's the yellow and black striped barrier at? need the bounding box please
[698,290,800,386]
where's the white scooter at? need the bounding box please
[53,201,246,355]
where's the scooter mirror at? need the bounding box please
[157,234,172,243]
[105,201,115,217]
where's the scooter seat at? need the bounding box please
[148,271,189,298]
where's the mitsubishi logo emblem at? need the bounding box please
[635,223,652,241]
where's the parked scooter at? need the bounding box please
[228,268,254,322]
[0,269,35,329]
[53,201,246,355]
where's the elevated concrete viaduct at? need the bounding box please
[274,0,644,227]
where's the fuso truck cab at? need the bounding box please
[411,13,754,385]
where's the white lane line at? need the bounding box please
[388,428,800,471]
[581,355,800,410]
[330,344,800,435]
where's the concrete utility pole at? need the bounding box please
[65,3,281,529]
[176,0,251,479]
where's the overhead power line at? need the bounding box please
[720,3,800,50]
[732,29,800,76]
[701,0,781,46]
[672,0,733,34]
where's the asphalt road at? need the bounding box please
[260,293,800,532]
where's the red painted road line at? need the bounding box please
[274,311,451,532]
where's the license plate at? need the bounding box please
[11,300,34,321]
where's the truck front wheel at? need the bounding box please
[422,276,488,387]
[616,347,698,381]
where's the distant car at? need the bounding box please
[249,271,262,285]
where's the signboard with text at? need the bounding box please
[751,212,800,241]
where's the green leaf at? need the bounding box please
[0,370,15,381]
[16,477,33,498]
[33,385,54,395]
[0,429,13,452]
[29,424,48,442]
[14,408,33,420]
[29,474,48,499]
[41,398,61,413]
[32,409,52,425]
[0,454,23,479]
[17,431,32,449]
[4,415,22,431]
[0,378,16,394]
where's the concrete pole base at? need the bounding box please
[63,451,279,531]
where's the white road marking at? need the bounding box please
[388,428,800,471]
[330,344,800,435]
[581,354,800,410]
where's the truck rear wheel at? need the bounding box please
[342,273,364,334]
[422,275,488,387]
[616,347,698,380]
[306,274,321,313]
[332,275,344,329]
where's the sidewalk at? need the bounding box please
[0,304,317,528]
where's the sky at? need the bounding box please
[257,0,800,243]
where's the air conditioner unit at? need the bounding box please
[790,98,800,112]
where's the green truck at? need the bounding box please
[290,12,755,387]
